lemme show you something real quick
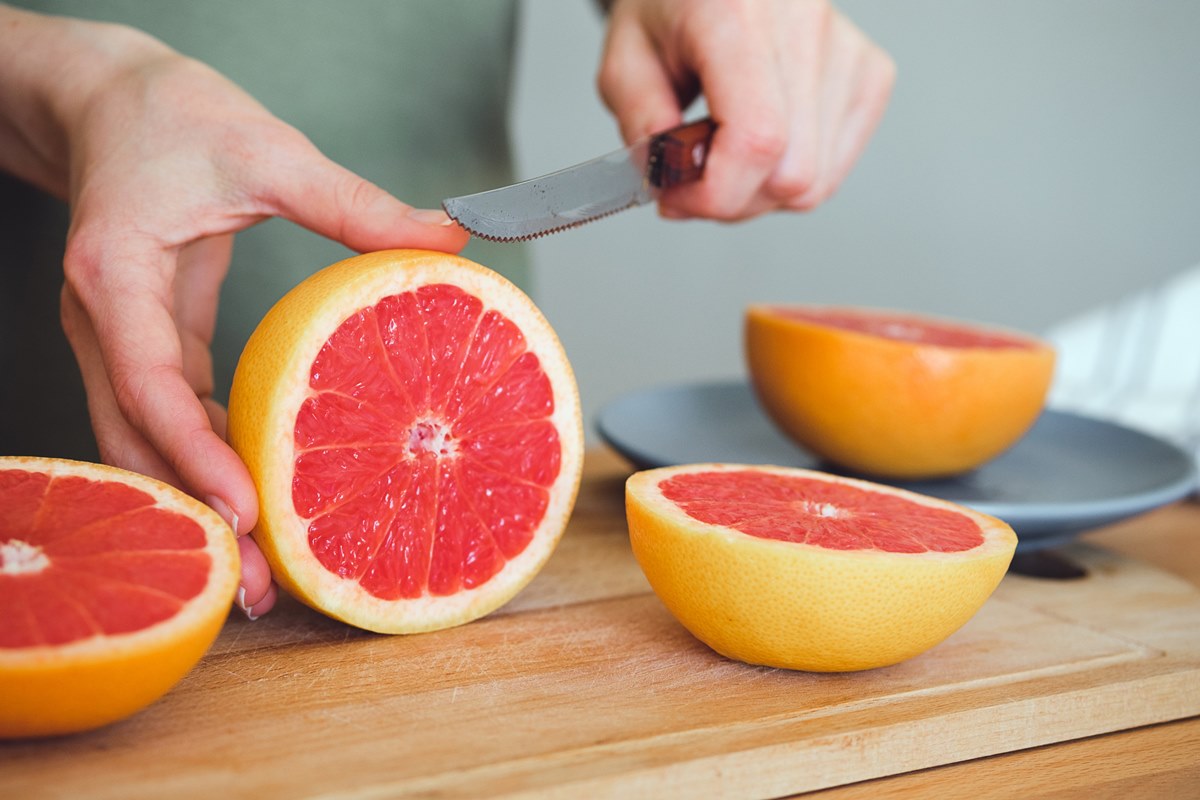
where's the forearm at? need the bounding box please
[0,4,170,198]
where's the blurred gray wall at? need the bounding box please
[512,1,1200,437]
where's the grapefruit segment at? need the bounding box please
[0,456,239,738]
[228,250,583,634]
[626,463,1017,672]
[745,305,1056,479]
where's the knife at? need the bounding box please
[442,117,717,242]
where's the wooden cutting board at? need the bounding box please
[3,452,1200,799]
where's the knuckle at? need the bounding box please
[223,123,314,206]
[787,0,835,37]
[692,193,754,223]
[595,60,620,106]
[734,120,789,165]
[109,362,163,427]
[331,176,383,242]
[767,159,819,202]
[342,176,379,217]
[108,364,148,424]
[61,228,162,319]
[704,206,743,223]
[806,0,835,28]
[58,285,86,346]
[874,52,899,98]
[61,232,104,292]
[878,49,898,83]
[179,330,215,398]
[787,183,830,212]
[788,194,822,213]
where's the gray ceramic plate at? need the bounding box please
[596,380,1199,552]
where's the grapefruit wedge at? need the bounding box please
[745,305,1056,478]
[0,457,239,738]
[227,250,584,634]
[626,463,1017,672]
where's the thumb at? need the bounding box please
[266,146,470,254]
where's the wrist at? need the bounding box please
[0,7,173,197]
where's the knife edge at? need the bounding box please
[441,198,639,243]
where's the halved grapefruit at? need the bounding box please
[745,305,1056,479]
[227,249,584,634]
[626,463,1016,672]
[0,457,240,738]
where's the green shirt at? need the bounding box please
[0,0,526,460]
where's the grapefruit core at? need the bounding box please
[626,463,1017,672]
[0,457,239,738]
[745,305,1056,479]
[227,250,584,634]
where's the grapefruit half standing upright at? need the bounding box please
[0,457,240,738]
[745,305,1056,479]
[227,249,584,634]
[626,463,1017,672]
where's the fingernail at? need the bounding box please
[408,208,455,226]
[207,495,241,536]
[234,586,259,621]
[660,206,690,220]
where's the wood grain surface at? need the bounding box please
[2,449,1198,799]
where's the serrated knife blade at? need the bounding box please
[442,118,716,242]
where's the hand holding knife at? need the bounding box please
[442,118,717,242]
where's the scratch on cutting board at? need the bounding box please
[215,663,256,684]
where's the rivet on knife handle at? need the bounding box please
[648,117,717,190]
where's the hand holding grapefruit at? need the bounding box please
[1,457,239,738]
[227,250,583,634]
[626,463,1017,672]
[745,305,1056,479]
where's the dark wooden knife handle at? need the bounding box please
[648,117,717,190]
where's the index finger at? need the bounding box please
[662,8,791,220]
[246,132,471,255]
[62,231,259,535]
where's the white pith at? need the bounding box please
[406,417,457,457]
[0,540,49,575]
[799,501,847,519]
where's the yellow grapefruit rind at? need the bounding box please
[626,463,1017,672]
[0,456,239,739]
[745,306,1056,479]
[227,249,584,635]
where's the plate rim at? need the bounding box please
[595,378,1199,529]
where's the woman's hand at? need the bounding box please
[598,0,895,220]
[1,8,468,618]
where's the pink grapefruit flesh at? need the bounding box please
[658,469,984,553]
[292,283,560,600]
[1,469,215,648]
